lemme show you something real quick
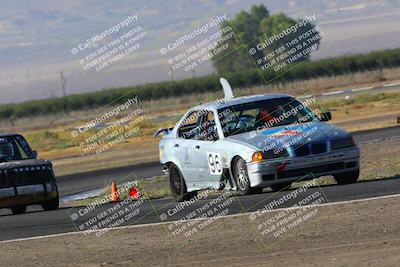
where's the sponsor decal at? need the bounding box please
[268,130,302,137]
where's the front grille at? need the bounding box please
[0,172,8,188]
[294,145,310,157]
[262,149,288,159]
[278,162,345,179]
[345,161,357,168]
[262,174,275,181]
[294,142,327,157]
[311,143,327,154]
[0,166,53,187]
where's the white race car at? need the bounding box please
[156,79,360,201]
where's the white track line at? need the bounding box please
[298,82,400,99]
[322,90,344,96]
[383,83,400,88]
[351,86,373,92]
[359,135,400,145]
[1,193,400,244]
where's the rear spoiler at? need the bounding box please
[154,127,174,138]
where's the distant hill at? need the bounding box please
[0,0,399,103]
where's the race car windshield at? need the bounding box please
[218,97,317,137]
[0,136,34,162]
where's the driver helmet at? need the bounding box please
[259,107,275,123]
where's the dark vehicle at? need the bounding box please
[0,134,59,215]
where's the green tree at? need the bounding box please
[212,4,321,74]
[212,5,268,73]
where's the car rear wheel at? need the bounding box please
[334,169,359,185]
[169,164,197,202]
[10,205,27,215]
[270,182,292,192]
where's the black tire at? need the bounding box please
[251,187,264,194]
[234,158,252,195]
[10,205,27,215]
[42,186,60,211]
[270,182,292,192]
[169,164,197,202]
[42,196,60,211]
[334,169,359,185]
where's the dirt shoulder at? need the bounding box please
[1,195,399,266]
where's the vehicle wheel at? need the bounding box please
[234,158,252,195]
[10,205,27,215]
[334,169,359,185]
[270,182,292,192]
[42,196,60,211]
[169,164,197,202]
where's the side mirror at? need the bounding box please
[319,111,332,121]
[32,150,38,158]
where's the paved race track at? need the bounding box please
[0,126,398,242]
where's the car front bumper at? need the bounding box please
[0,182,58,209]
[247,147,360,188]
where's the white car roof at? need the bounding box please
[193,94,292,111]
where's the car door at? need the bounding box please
[190,110,224,188]
[175,110,204,185]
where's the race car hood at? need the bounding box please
[224,122,350,151]
[0,159,52,170]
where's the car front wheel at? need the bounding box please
[334,169,359,185]
[42,196,60,211]
[10,205,27,215]
[234,158,252,195]
[42,187,60,211]
[270,182,292,192]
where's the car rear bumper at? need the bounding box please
[247,147,360,188]
[0,183,58,208]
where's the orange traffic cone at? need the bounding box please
[110,181,120,202]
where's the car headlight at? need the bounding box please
[252,149,288,162]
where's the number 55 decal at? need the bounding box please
[207,152,222,175]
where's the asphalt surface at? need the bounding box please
[57,161,162,197]
[0,178,399,242]
[0,125,398,242]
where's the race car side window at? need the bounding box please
[198,111,219,141]
[15,141,29,159]
[0,135,32,161]
[177,111,203,139]
[15,135,35,159]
